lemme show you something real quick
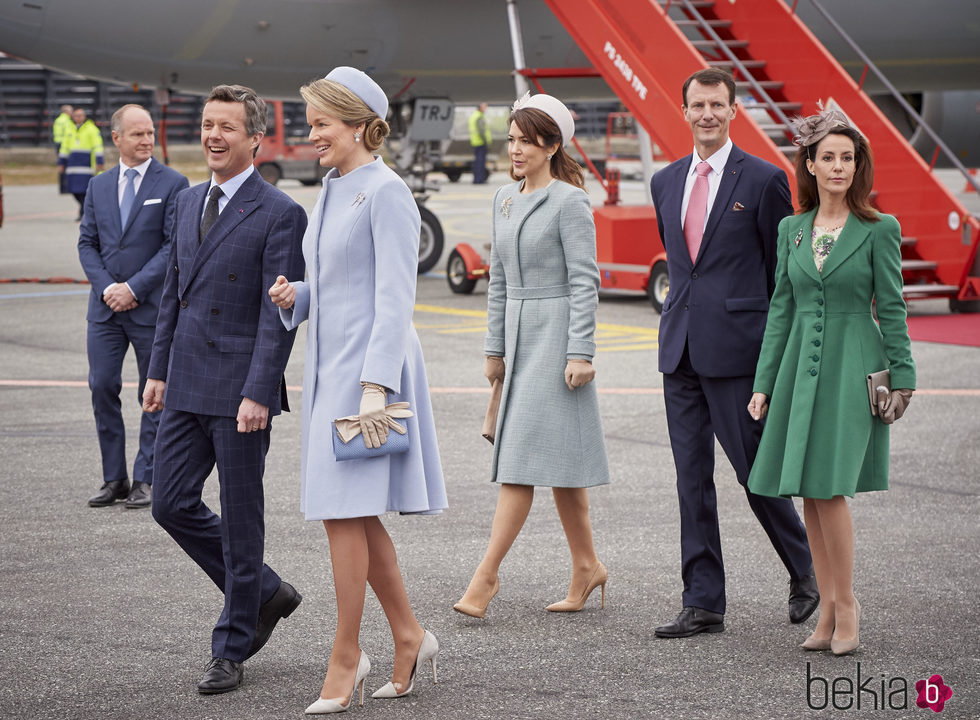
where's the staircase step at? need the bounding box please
[776,146,797,155]
[659,0,715,7]
[707,59,767,70]
[901,237,917,246]
[902,283,959,296]
[691,39,749,50]
[902,260,939,271]
[736,80,784,91]
[741,101,803,111]
[757,122,792,133]
[674,19,732,28]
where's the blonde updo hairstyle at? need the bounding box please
[300,77,389,152]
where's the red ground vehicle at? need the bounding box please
[254,101,324,186]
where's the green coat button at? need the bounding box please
[815,324,823,331]
[812,354,820,362]
[813,339,821,346]
[816,309,823,317]
[809,368,818,376]
[816,298,824,305]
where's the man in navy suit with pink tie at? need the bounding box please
[78,104,188,509]
[143,85,306,694]
[650,69,818,638]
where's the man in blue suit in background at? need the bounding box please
[78,104,188,509]
[650,69,818,638]
[143,85,306,694]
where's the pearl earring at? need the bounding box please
[354,132,361,142]
[546,153,553,160]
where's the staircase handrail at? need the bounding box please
[793,0,980,196]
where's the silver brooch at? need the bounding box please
[500,196,513,219]
[794,229,804,247]
[352,192,365,208]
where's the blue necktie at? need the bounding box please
[120,167,138,227]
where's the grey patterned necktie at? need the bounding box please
[199,185,223,242]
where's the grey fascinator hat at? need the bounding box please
[792,104,857,148]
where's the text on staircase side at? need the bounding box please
[603,41,648,100]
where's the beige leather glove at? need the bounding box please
[484,356,505,386]
[877,388,913,424]
[359,382,389,448]
[564,359,595,391]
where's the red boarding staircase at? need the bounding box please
[540,0,980,310]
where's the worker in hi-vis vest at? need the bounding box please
[468,102,491,185]
[59,106,104,220]
[53,104,75,194]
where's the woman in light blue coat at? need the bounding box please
[453,94,610,620]
[269,67,446,713]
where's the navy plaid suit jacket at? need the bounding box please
[148,170,307,417]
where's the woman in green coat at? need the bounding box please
[746,108,915,656]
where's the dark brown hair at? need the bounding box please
[682,68,736,106]
[508,107,584,189]
[795,128,878,222]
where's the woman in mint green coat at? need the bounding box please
[746,109,914,656]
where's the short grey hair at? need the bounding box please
[111,104,152,133]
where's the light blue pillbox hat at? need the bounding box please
[325,66,388,119]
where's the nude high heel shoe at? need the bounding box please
[304,651,371,714]
[546,562,607,612]
[800,627,834,651]
[831,599,861,656]
[453,578,499,619]
[371,630,439,699]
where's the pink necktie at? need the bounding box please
[684,161,711,262]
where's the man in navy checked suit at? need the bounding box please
[143,85,306,694]
[78,104,188,509]
[649,69,817,639]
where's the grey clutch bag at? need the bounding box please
[866,369,890,416]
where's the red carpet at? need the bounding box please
[906,314,980,347]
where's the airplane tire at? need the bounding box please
[417,204,444,274]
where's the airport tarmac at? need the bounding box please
[0,173,978,719]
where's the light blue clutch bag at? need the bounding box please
[331,401,413,461]
[331,423,410,461]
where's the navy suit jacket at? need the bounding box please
[651,144,792,378]
[78,158,189,326]
[148,170,307,417]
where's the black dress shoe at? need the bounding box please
[124,481,152,509]
[197,657,243,694]
[87,479,131,507]
[789,574,820,624]
[246,580,302,659]
[655,606,725,638]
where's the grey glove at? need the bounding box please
[359,382,389,448]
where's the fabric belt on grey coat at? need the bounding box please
[506,284,571,299]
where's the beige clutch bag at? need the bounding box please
[482,379,502,444]
[866,369,890,416]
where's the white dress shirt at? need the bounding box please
[117,156,153,206]
[680,138,733,234]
